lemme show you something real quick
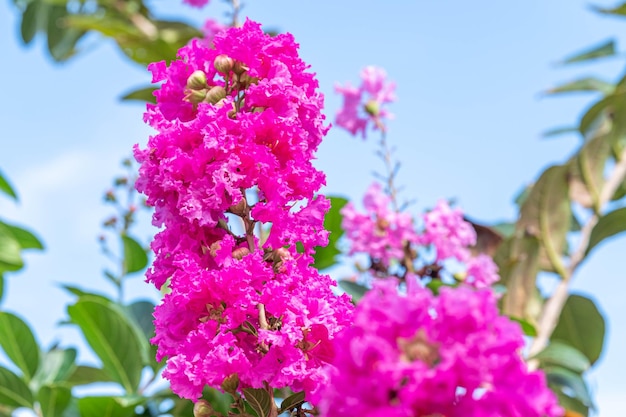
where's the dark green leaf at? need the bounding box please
[0,366,34,408]
[77,396,135,417]
[338,280,368,303]
[568,133,612,210]
[38,385,71,417]
[242,388,272,417]
[67,297,146,393]
[65,366,113,386]
[20,0,44,44]
[0,171,18,201]
[544,77,614,96]
[0,275,4,305]
[278,391,305,413]
[532,341,591,374]
[0,311,40,381]
[551,294,605,364]
[543,126,580,140]
[560,39,616,65]
[60,285,111,303]
[593,3,626,17]
[313,196,348,271]
[579,92,626,137]
[545,366,593,407]
[586,207,626,255]
[553,391,588,417]
[126,300,155,340]
[120,86,157,104]
[121,235,148,275]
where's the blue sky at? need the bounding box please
[1,0,625,414]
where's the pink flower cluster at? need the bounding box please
[335,66,396,138]
[341,185,499,288]
[314,280,563,417]
[135,20,353,400]
[341,183,418,266]
[183,0,209,8]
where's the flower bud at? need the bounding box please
[221,373,240,395]
[238,72,259,87]
[364,99,380,117]
[204,86,227,105]
[214,54,234,74]
[232,60,249,75]
[186,70,207,90]
[193,400,214,417]
[232,247,251,260]
[184,88,208,105]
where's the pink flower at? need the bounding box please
[313,280,563,417]
[201,19,227,45]
[136,19,353,400]
[419,200,476,262]
[465,254,500,288]
[335,66,396,138]
[341,183,418,267]
[183,0,209,7]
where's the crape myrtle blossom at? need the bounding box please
[335,66,396,138]
[313,280,563,417]
[341,183,499,288]
[135,20,353,400]
[183,0,210,7]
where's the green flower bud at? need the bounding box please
[364,99,380,117]
[184,88,208,105]
[193,400,214,417]
[233,60,249,75]
[204,86,227,105]
[214,54,234,74]
[221,373,240,395]
[186,70,207,90]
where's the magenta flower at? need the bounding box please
[419,200,477,262]
[341,183,418,267]
[465,254,500,289]
[313,280,563,417]
[135,20,353,400]
[335,66,396,138]
[183,0,209,7]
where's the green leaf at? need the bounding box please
[0,275,4,305]
[45,5,85,61]
[586,207,626,255]
[242,388,272,417]
[517,165,570,277]
[0,366,34,408]
[551,294,605,365]
[509,316,537,337]
[553,391,589,417]
[338,280,368,303]
[545,366,593,408]
[593,3,626,17]
[0,311,40,382]
[579,92,626,137]
[65,365,113,386]
[544,77,614,96]
[560,39,616,65]
[542,126,579,139]
[0,221,44,250]
[38,385,71,417]
[67,297,146,393]
[0,223,23,272]
[31,348,77,390]
[313,196,348,271]
[121,235,148,275]
[120,86,157,104]
[532,341,590,374]
[278,391,305,413]
[568,133,612,210]
[126,300,155,340]
[20,0,45,44]
[0,170,18,201]
[77,396,135,417]
[61,285,111,303]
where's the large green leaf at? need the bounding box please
[0,366,34,408]
[545,366,593,408]
[38,385,71,417]
[517,165,570,277]
[65,366,113,386]
[0,275,4,305]
[67,297,146,393]
[242,388,272,417]
[20,0,49,45]
[531,341,590,374]
[551,294,605,365]
[77,396,135,417]
[560,39,616,65]
[568,133,612,210]
[313,196,348,270]
[121,235,148,275]
[586,207,626,255]
[45,5,85,61]
[126,300,155,340]
[0,311,40,382]
[0,171,18,201]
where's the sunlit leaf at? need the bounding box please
[0,170,18,201]
[532,341,591,373]
[545,366,594,408]
[38,385,71,417]
[0,221,44,250]
[559,39,616,65]
[586,207,626,255]
[0,366,34,408]
[77,396,135,417]
[0,311,40,381]
[544,77,613,96]
[121,234,148,275]
[65,365,114,386]
[313,196,348,270]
